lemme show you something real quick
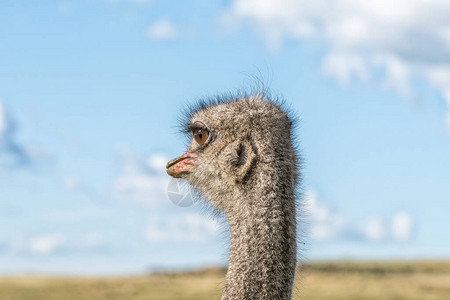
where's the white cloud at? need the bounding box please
[354,212,414,242]
[147,19,179,40]
[305,189,414,243]
[82,232,105,250]
[391,212,413,241]
[62,176,98,199]
[29,234,66,255]
[322,53,369,86]
[223,0,450,130]
[304,190,346,240]
[112,152,171,207]
[62,176,81,190]
[360,217,386,241]
[25,232,109,256]
[147,153,167,171]
[145,213,219,242]
[221,0,319,50]
[112,151,218,243]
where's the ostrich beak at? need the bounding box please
[166,152,198,178]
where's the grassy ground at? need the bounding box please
[1,261,449,300]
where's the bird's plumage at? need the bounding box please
[167,91,301,299]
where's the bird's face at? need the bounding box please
[166,111,256,211]
[166,119,213,179]
[166,101,255,181]
[165,97,297,212]
[166,102,258,199]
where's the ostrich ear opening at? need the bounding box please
[232,138,257,183]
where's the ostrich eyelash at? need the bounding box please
[186,120,210,134]
[186,123,204,133]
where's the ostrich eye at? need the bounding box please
[193,128,209,146]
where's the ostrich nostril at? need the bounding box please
[166,156,188,169]
[166,152,198,178]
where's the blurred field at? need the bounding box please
[1,261,450,300]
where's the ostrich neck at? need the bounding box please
[222,190,297,300]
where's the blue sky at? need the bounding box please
[1,0,450,275]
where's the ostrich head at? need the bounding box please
[167,94,298,213]
[166,93,299,299]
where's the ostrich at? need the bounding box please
[166,92,300,299]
